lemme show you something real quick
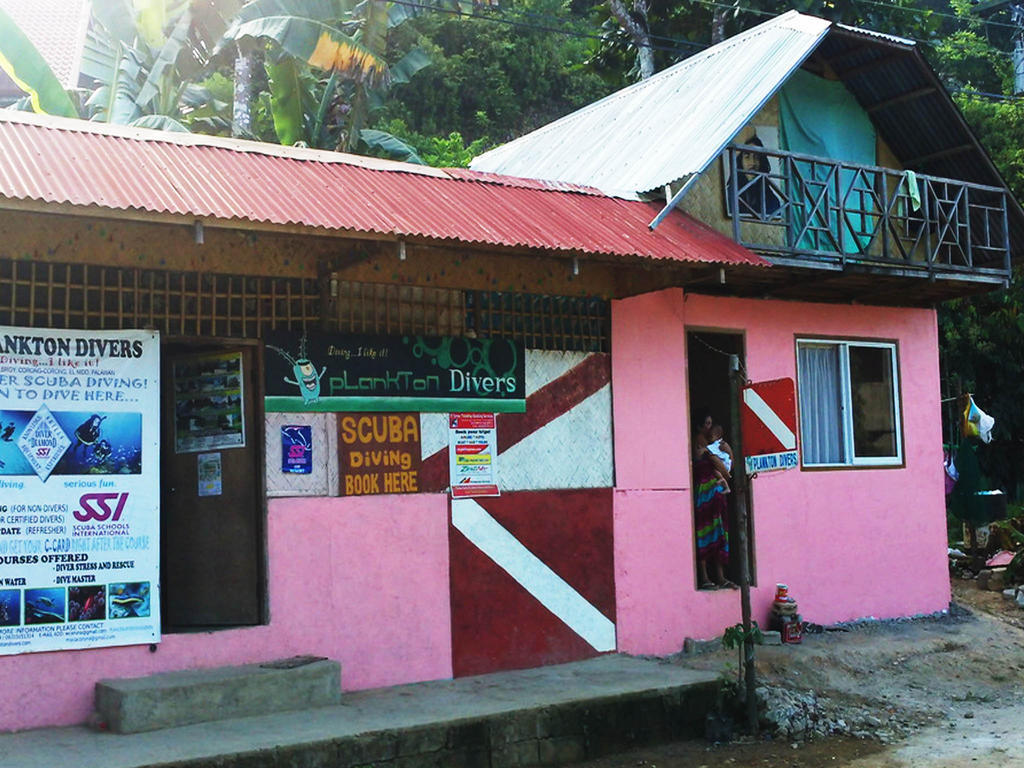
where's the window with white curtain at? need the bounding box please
[796,339,902,467]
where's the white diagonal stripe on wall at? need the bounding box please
[451,498,616,652]
[498,384,613,489]
[743,388,796,450]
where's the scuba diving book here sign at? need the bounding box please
[263,331,526,413]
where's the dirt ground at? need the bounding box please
[569,577,1024,767]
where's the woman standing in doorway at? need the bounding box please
[693,412,734,588]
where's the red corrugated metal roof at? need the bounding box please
[0,112,768,268]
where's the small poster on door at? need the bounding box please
[448,413,499,498]
[197,452,223,496]
[173,352,245,453]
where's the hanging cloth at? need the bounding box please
[961,394,995,444]
[905,170,921,212]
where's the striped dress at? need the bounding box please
[694,455,729,566]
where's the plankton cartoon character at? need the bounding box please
[267,336,326,405]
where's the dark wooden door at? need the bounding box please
[161,343,263,628]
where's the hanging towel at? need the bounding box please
[905,170,921,212]
[962,394,995,443]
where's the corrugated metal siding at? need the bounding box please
[0,113,768,268]
[833,23,914,46]
[470,11,830,197]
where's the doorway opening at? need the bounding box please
[160,339,266,631]
[686,330,756,590]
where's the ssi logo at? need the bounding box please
[73,492,129,522]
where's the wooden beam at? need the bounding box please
[903,143,975,168]
[759,270,851,297]
[867,87,937,113]
[828,52,900,80]
[819,44,873,69]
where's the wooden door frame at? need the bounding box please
[684,329,757,588]
[160,336,269,629]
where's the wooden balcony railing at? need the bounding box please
[723,144,1012,282]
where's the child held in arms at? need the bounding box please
[706,424,734,493]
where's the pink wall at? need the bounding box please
[611,289,689,490]
[0,494,453,731]
[1,289,950,732]
[612,290,949,654]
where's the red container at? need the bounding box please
[781,616,803,644]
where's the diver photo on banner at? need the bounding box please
[0,326,161,655]
[264,331,525,413]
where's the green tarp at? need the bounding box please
[779,69,877,254]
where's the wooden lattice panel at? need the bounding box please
[469,292,609,353]
[329,279,609,353]
[329,279,466,337]
[0,259,320,337]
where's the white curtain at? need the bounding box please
[798,345,844,464]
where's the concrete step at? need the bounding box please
[94,655,342,733]
[2,655,720,768]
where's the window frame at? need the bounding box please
[795,337,904,469]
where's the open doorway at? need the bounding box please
[160,340,265,630]
[686,330,756,590]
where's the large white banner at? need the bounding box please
[0,327,160,654]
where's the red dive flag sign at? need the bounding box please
[740,378,799,474]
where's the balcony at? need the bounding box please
[723,144,1012,286]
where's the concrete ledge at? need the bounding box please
[3,656,720,768]
[94,656,341,734]
[167,673,719,768]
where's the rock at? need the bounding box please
[1003,588,1017,601]
[988,568,1008,591]
[978,571,991,590]
[760,630,783,646]
[1016,591,1024,609]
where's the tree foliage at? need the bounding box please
[939,277,1024,500]
[589,0,939,83]
[376,0,610,144]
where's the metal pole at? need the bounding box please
[730,365,758,734]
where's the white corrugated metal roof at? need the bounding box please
[471,11,831,198]
[834,22,914,47]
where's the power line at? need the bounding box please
[954,86,1024,101]
[853,0,1019,31]
[658,0,1018,56]
[392,0,1018,67]
[389,0,705,53]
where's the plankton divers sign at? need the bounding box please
[0,326,160,655]
[264,332,525,413]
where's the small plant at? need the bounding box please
[721,621,764,686]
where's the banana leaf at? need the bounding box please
[266,56,306,145]
[0,7,79,118]
[89,0,139,51]
[220,15,388,85]
[136,7,193,108]
[227,0,352,27]
[388,47,430,85]
[129,114,190,132]
[358,129,423,163]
